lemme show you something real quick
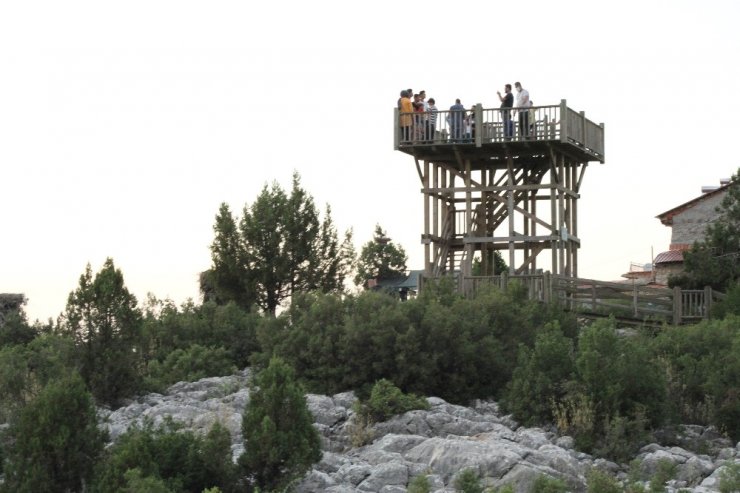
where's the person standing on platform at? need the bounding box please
[515,81,531,138]
[399,90,413,144]
[449,98,465,142]
[497,83,514,140]
[427,97,438,142]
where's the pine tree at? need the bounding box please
[354,224,408,286]
[62,258,143,405]
[239,357,321,491]
[206,173,355,314]
[205,203,254,309]
[2,373,106,493]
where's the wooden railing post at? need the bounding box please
[704,286,712,319]
[474,104,483,147]
[543,271,551,303]
[559,99,568,143]
[501,271,509,291]
[393,107,400,150]
[580,111,586,147]
[673,286,682,325]
[633,282,638,317]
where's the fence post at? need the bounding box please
[393,107,400,150]
[502,271,509,291]
[543,271,551,303]
[580,110,586,147]
[673,286,682,325]
[704,286,712,319]
[633,282,638,317]
[475,104,483,147]
[560,99,568,143]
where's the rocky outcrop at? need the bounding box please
[99,371,740,493]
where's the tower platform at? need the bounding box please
[395,100,604,284]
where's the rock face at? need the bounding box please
[100,371,739,493]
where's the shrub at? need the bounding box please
[586,468,622,493]
[407,474,431,493]
[530,475,568,493]
[2,374,106,493]
[92,420,237,493]
[503,322,575,425]
[355,379,429,424]
[720,462,740,493]
[239,357,321,492]
[649,458,677,492]
[454,468,483,493]
[146,344,236,389]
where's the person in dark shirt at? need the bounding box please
[449,99,465,142]
[497,84,514,139]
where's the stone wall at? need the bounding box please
[670,192,726,245]
[655,263,684,286]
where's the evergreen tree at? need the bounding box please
[61,258,143,405]
[239,357,321,491]
[206,173,354,314]
[354,224,408,286]
[204,203,254,309]
[672,169,740,290]
[2,373,106,493]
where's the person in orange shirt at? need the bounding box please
[399,90,413,144]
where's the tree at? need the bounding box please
[204,203,254,309]
[354,224,408,286]
[204,173,354,314]
[503,322,575,425]
[2,374,106,493]
[239,357,321,491]
[471,249,508,276]
[61,258,143,405]
[92,420,238,493]
[671,169,740,291]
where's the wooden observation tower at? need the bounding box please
[394,100,604,292]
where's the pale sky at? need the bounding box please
[2,1,739,322]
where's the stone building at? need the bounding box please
[652,179,731,285]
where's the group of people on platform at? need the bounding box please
[398,82,532,144]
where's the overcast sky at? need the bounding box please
[2,1,739,322]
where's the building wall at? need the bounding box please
[670,191,726,245]
[655,263,684,286]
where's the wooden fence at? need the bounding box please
[456,273,722,325]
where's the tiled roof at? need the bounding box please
[654,250,685,264]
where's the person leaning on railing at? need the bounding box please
[497,84,514,139]
[399,90,413,143]
[426,98,438,142]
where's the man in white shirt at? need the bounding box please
[515,81,530,138]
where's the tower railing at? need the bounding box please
[394,100,604,161]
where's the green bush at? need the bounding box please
[2,374,106,493]
[239,357,321,492]
[649,458,677,492]
[454,468,483,493]
[146,344,236,389]
[653,316,740,440]
[407,474,431,493]
[92,420,237,493]
[121,468,174,493]
[530,475,568,493]
[355,379,429,424]
[586,468,622,493]
[720,462,740,493]
[503,322,575,425]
